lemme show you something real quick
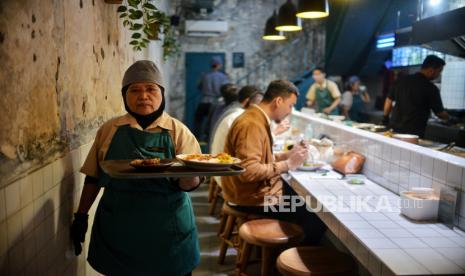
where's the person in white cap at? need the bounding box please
[71,60,201,276]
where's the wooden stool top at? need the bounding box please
[276,247,357,276]
[239,219,305,247]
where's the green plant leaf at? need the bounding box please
[129,10,143,20]
[117,5,127,13]
[143,3,157,10]
[123,20,130,27]
[129,40,139,45]
[119,13,127,18]
[142,38,150,43]
[130,23,143,30]
[131,33,142,39]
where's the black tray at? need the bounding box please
[100,160,245,179]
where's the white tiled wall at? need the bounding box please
[0,142,102,276]
[292,112,465,231]
[441,58,465,109]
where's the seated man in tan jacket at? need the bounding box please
[222,80,326,245]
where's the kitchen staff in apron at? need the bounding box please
[305,67,341,115]
[70,60,202,276]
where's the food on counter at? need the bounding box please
[183,153,236,164]
[383,130,394,137]
[392,134,419,144]
[347,178,364,185]
[130,158,161,166]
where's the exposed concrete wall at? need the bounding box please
[0,0,170,186]
[166,0,325,120]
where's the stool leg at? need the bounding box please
[217,211,227,237]
[261,247,276,276]
[218,215,236,264]
[209,184,221,216]
[236,241,252,276]
[208,178,216,202]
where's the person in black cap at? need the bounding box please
[71,60,202,276]
[383,55,450,137]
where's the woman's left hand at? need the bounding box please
[178,177,201,191]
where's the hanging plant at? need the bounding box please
[116,0,180,60]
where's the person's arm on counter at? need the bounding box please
[322,97,341,114]
[383,97,393,125]
[322,80,342,114]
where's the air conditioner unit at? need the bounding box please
[185,20,228,37]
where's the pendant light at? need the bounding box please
[262,11,286,40]
[276,0,302,32]
[296,0,329,19]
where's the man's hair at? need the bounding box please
[262,80,299,102]
[238,85,262,103]
[220,83,238,104]
[313,67,326,74]
[421,55,445,69]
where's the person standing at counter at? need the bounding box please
[194,56,229,141]
[70,60,202,276]
[222,80,326,245]
[383,55,450,137]
[340,75,370,122]
[306,67,341,115]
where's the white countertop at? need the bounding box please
[287,170,465,275]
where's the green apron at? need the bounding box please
[88,125,200,276]
[315,83,339,115]
[349,93,364,122]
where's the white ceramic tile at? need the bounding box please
[391,146,400,164]
[389,163,400,185]
[408,171,422,190]
[0,188,6,223]
[421,154,434,178]
[342,220,373,229]
[42,163,54,193]
[31,169,44,200]
[0,220,8,256]
[19,176,33,208]
[7,210,23,247]
[436,247,465,269]
[362,238,398,249]
[8,240,24,276]
[369,220,400,229]
[52,158,65,184]
[399,149,411,169]
[420,237,458,248]
[379,228,414,238]
[382,143,392,161]
[405,248,465,274]
[420,175,433,188]
[5,181,21,218]
[433,158,448,184]
[391,237,429,249]
[409,227,443,238]
[373,248,430,275]
[21,202,34,236]
[410,152,422,174]
[351,228,386,239]
[359,212,388,221]
[446,162,463,189]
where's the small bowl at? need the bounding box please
[400,189,439,221]
[393,134,419,144]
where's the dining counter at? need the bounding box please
[285,170,465,275]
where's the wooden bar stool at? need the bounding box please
[237,219,305,276]
[217,203,261,264]
[208,178,223,216]
[276,247,357,276]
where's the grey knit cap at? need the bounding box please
[122,60,165,92]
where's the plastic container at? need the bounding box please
[400,188,439,221]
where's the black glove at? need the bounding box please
[382,115,390,126]
[70,212,88,256]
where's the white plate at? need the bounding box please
[297,162,325,171]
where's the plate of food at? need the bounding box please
[298,161,326,171]
[176,153,241,170]
[129,158,175,171]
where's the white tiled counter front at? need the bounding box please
[287,171,465,275]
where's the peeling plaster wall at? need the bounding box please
[167,0,325,120]
[0,0,170,186]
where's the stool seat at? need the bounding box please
[276,247,357,276]
[239,219,305,248]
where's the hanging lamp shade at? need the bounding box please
[276,0,302,32]
[263,12,286,40]
[296,0,329,19]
